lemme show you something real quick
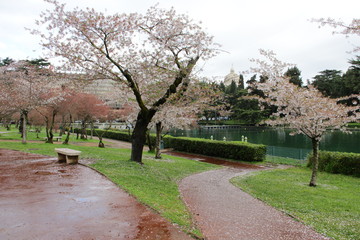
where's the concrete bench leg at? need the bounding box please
[66,155,79,164]
[57,153,66,163]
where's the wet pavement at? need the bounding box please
[171,152,330,240]
[166,151,265,170]
[0,148,191,240]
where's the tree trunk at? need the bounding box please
[63,130,71,145]
[90,121,94,140]
[36,128,40,138]
[21,110,28,144]
[19,115,23,135]
[155,122,162,159]
[131,110,153,164]
[81,120,87,139]
[59,116,66,136]
[98,135,105,148]
[63,114,73,145]
[5,122,10,131]
[146,130,155,153]
[46,111,56,144]
[45,126,53,143]
[309,138,320,187]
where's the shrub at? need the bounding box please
[307,151,360,177]
[164,136,266,162]
[76,128,132,142]
[97,129,131,142]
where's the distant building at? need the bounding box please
[223,68,239,86]
[82,79,123,109]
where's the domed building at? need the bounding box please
[224,68,239,86]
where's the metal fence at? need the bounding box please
[267,145,311,160]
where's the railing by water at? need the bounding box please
[267,145,311,160]
[201,125,247,129]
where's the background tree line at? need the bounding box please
[213,56,359,125]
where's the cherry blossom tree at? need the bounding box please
[150,80,225,159]
[0,60,55,143]
[57,89,78,144]
[28,109,44,138]
[250,50,359,187]
[71,92,110,140]
[34,88,67,143]
[151,106,198,159]
[95,109,122,148]
[32,1,219,163]
[313,18,359,52]
[0,98,16,131]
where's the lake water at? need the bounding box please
[169,126,360,160]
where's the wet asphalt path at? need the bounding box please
[0,148,191,240]
[168,152,330,240]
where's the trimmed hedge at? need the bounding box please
[307,151,360,177]
[79,128,266,162]
[76,128,132,142]
[164,136,266,162]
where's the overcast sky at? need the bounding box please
[0,0,358,82]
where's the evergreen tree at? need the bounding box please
[238,74,245,89]
[26,58,50,67]
[343,56,360,95]
[259,75,268,83]
[247,74,266,98]
[312,70,344,98]
[284,66,302,87]
[219,81,226,92]
[224,80,239,108]
[246,74,257,86]
[0,57,14,66]
[226,80,238,94]
[231,89,266,125]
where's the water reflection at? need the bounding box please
[169,126,360,159]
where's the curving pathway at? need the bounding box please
[172,152,330,240]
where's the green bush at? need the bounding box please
[97,129,131,142]
[347,122,360,128]
[164,136,266,162]
[75,128,132,142]
[307,151,360,177]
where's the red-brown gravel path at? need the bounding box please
[0,148,191,240]
[168,152,330,240]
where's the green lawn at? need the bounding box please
[265,155,307,166]
[0,140,220,237]
[231,167,360,240]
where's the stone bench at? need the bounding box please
[55,148,81,164]
[53,136,62,141]
[44,136,62,141]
